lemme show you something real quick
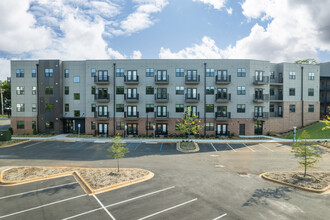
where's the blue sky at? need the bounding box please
[1,0,330,80]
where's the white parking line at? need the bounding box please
[23,142,42,148]
[93,195,115,220]
[0,182,77,200]
[0,194,86,219]
[259,143,274,152]
[62,186,176,220]
[137,198,198,220]
[242,143,255,152]
[210,143,217,152]
[226,143,236,152]
[213,213,227,219]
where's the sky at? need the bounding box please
[1,0,330,81]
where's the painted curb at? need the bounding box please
[176,142,200,153]
[0,140,30,148]
[261,172,330,194]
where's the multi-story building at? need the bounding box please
[10,59,320,136]
[320,62,330,116]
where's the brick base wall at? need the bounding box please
[11,117,37,134]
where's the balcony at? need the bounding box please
[253,112,269,121]
[154,112,169,120]
[155,75,169,84]
[253,94,269,103]
[215,130,230,137]
[124,75,139,84]
[154,93,169,102]
[124,93,139,102]
[185,112,200,119]
[185,93,200,103]
[253,76,269,85]
[94,76,110,84]
[270,77,283,85]
[215,75,231,85]
[215,93,231,103]
[185,75,200,84]
[94,111,109,120]
[270,94,283,102]
[215,112,231,121]
[270,111,283,118]
[124,112,139,120]
[94,93,110,102]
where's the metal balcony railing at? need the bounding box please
[94,75,110,84]
[185,93,200,102]
[270,94,283,101]
[155,75,169,84]
[253,76,269,85]
[154,112,169,120]
[215,93,231,102]
[215,75,231,84]
[124,112,139,119]
[215,112,231,121]
[124,93,139,102]
[94,111,109,119]
[253,112,269,120]
[94,93,110,102]
[253,94,269,102]
[269,111,283,117]
[185,75,200,84]
[270,77,283,84]
[154,93,169,102]
[124,75,139,84]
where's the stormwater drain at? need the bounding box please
[238,172,250,177]
[215,165,225,168]
[210,155,219,157]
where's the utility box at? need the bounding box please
[0,130,11,141]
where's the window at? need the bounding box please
[176,86,184,95]
[270,71,275,79]
[91,122,96,130]
[237,68,246,77]
[146,68,154,77]
[16,86,24,95]
[289,71,296,79]
[116,104,124,112]
[176,68,184,77]
[308,88,314,96]
[74,76,80,83]
[91,68,96,77]
[116,86,124,94]
[146,121,154,130]
[116,68,124,77]
[270,104,274,113]
[116,121,124,130]
[32,121,36,130]
[289,104,295,112]
[187,88,197,98]
[176,104,184,113]
[17,121,24,129]
[270,88,274,96]
[308,72,315,80]
[45,122,54,129]
[91,104,96,112]
[206,104,214,112]
[289,88,295,96]
[127,88,137,98]
[206,86,214,95]
[146,86,154,95]
[206,68,215,77]
[32,69,36,78]
[237,86,246,95]
[17,104,25,112]
[205,122,214,131]
[65,86,69,95]
[74,93,80,100]
[237,104,245,113]
[74,110,80,117]
[32,103,37,112]
[146,104,154,113]
[32,86,37,95]
[91,86,96,95]
[16,69,24,77]
[308,105,314,112]
[45,69,53,77]
[65,69,69,78]
[65,104,69,112]
[45,104,54,112]
[45,86,53,95]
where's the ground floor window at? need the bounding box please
[127,123,138,135]
[98,123,108,135]
[216,124,228,136]
[308,104,314,112]
[91,122,96,130]
[156,123,168,135]
[205,122,214,131]
[146,121,154,130]
[116,121,124,130]
[254,121,263,135]
[17,121,24,129]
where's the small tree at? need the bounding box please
[321,107,330,130]
[176,106,204,138]
[291,130,321,177]
[107,135,129,172]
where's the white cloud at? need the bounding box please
[131,50,142,59]
[226,7,232,15]
[192,0,226,10]
[0,59,10,81]
[108,48,142,59]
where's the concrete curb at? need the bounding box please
[176,142,200,153]
[261,172,330,194]
[0,140,30,148]
[0,166,154,195]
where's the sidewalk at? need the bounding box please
[12,134,330,143]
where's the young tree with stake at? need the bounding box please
[107,135,129,172]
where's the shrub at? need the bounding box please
[73,130,77,134]
[230,132,235,138]
[8,127,13,135]
[33,128,37,135]
[267,131,271,136]
[50,131,55,135]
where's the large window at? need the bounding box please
[176,68,184,77]
[91,68,96,77]
[206,86,214,95]
[45,104,54,112]
[116,121,124,130]
[116,86,124,94]
[289,71,296,79]
[206,68,215,77]
[289,88,295,96]
[270,71,275,79]
[308,88,314,96]
[176,104,184,113]
[270,88,274,96]
[45,69,53,77]
[206,104,214,112]
[74,76,80,83]
[146,68,154,77]
[176,86,184,95]
[16,86,24,95]
[74,110,80,117]
[237,86,246,95]
[65,104,69,112]
[289,104,296,112]
[32,86,37,95]
[237,104,245,113]
[16,69,24,77]
[91,122,96,130]
[146,86,154,95]
[32,104,37,112]
[32,69,36,78]
[17,121,25,129]
[308,72,315,80]
[65,69,69,78]
[116,68,124,77]
[116,104,124,112]
[45,86,53,95]
[237,68,246,77]
[205,122,214,131]
[308,105,314,112]
[146,104,154,113]
[65,86,69,95]
[17,104,25,112]
[74,93,80,100]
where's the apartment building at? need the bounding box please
[320,62,330,116]
[11,59,320,136]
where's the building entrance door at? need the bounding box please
[254,121,263,135]
[239,124,245,136]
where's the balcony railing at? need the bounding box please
[154,93,169,102]
[94,75,110,84]
[253,76,269,85]
[124,75,139,84]
[124,93,139,102]
[185,93,200,102]
[270,111,283,117]
[270,94,283,101]
[270,77,283,84]
[215,130,230,137]
[94,93,110,102]
[215,75,231,84]
[253,112,269,121]
[185,112,200,119]
[154,112,169,120]
[185,75,200,84]
[215,112,231,121]
[215,93,231,103]
[94,111,109,119]
[155,75,169,84]
[124,112,139,120]
[253,94,269,102]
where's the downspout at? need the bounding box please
[113,63,116,136]
[301,66,304,127]
[36,63,39,133]
[204,62,207,136]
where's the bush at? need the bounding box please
[50,131,55,135]
[267,131,271,136]
[230,132,235,138]
[33,128,37,135]
[8,127,13,135]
